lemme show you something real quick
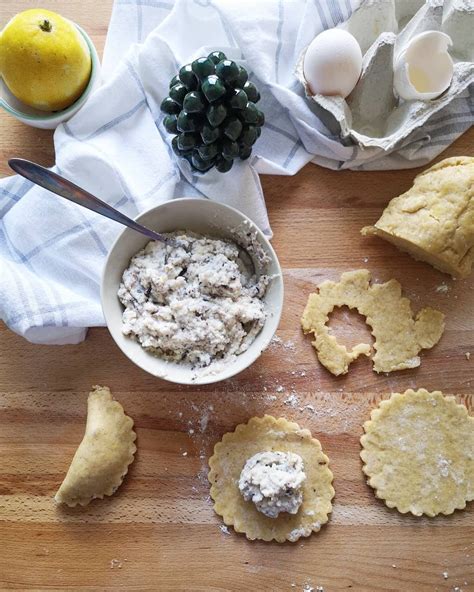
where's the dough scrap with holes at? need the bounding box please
[55,386,137,507]
[301,269,444,376]
[360,388,474,517]
[208,415,334,543]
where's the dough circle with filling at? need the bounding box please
[208,415,334,542]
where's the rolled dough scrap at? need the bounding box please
[362,156,474,278]
[55,386,137,507]
[301,269,444,376]
[208,415,334,542]
[360,388,474,517]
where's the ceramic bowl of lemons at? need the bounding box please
[0,10,101,130]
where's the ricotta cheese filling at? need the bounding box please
[117,231,270,367]
[238,451,306,518]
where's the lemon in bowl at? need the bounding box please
[0,9,100,128]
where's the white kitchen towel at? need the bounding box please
[0,0,472,345]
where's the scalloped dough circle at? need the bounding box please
[360,388,474,517]
[208,415,334,543]
[55,386,137,507]
[301,269,444,376]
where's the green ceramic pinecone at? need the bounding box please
[160,52,264,173]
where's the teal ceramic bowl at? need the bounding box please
[0,22,101,129]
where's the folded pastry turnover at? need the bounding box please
[55,386,137,507]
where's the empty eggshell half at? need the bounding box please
[303,29,363,98]
[394,31,454,101]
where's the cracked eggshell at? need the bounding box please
[394,31,454,100]
[302,29,362,98]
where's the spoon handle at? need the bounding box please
[8,158,169,244]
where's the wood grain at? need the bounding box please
[0,2,473,590]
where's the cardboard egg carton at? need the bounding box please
[295,0,474,151]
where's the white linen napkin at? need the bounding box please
[0,0,472,345]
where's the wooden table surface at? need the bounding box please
[1,2,473,591]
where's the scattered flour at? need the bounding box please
[437,456,451,477]
[110,559,123,569]
[436,283,450,294]
[199,408,212,433]
[284,393,300,408]
[219,524,230,535]
[270,335,297,352]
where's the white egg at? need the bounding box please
[303,29,363,98]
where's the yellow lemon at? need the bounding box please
[0,9,92,111]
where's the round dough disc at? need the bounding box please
[208,415,334,542]
[360,388,474,517]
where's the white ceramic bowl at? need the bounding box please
[0,23,101,129]
[101,198,284,385]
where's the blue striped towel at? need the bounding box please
[0,0,472,344]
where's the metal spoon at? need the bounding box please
[8,158,171,244]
